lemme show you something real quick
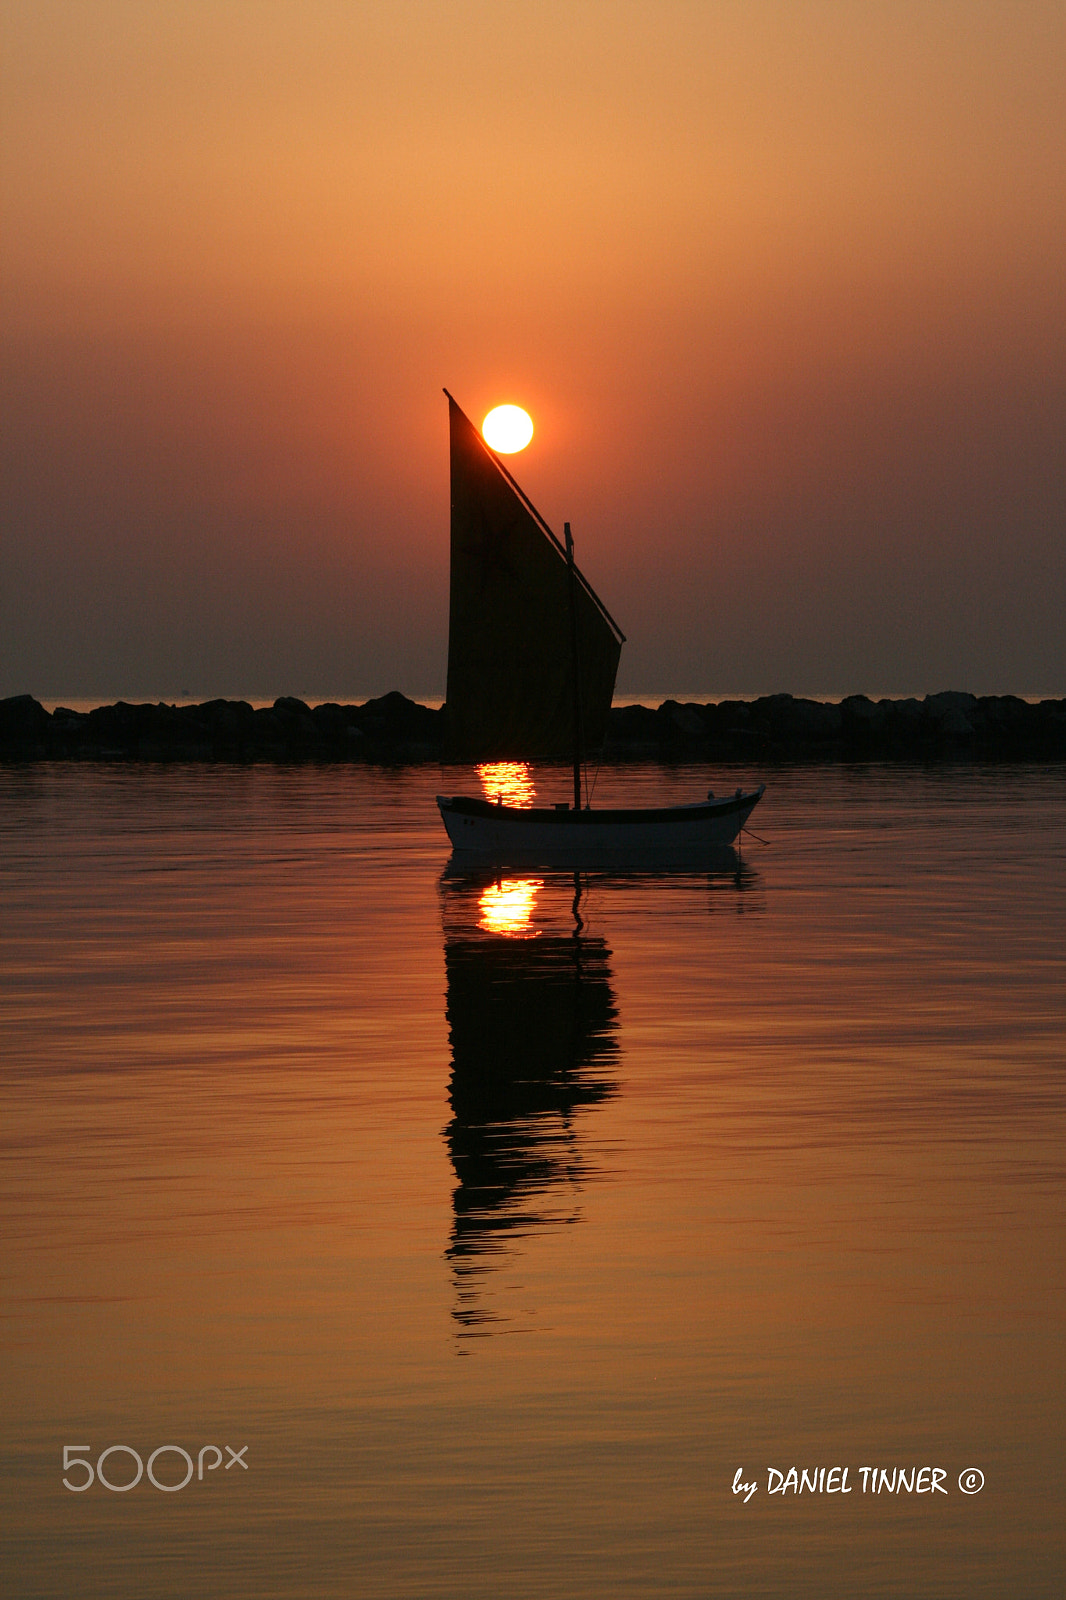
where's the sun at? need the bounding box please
[482,404,533,453]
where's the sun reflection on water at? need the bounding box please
[476,762,536,807]
[477,878,543,936]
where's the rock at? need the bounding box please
[311,702,349,734]
[924,691,977,738]
[925,690,978,715]
[750,695,841,742]
[200,699,253,738]
[662,701,709,740]
[796,700,842,739]
[252,707,285,741]
[714,700,752,729]
[0,695,50,746]
[840,695,888,741]
[355,692,442,747]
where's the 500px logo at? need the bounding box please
[62,1444,248,1492]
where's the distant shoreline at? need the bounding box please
[3,691,1064,763]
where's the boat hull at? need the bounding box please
[437,786,764,859]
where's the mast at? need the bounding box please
[564,521,583,810]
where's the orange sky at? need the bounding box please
[3,1,1064,698]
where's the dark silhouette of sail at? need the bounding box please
[444,393,624,761]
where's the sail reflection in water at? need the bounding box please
[441,870,619,1337]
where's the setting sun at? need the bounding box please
[482,405,533,453]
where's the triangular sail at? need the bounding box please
[444,393,624,762]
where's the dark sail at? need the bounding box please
[444,392,624,762]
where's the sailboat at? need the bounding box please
[435,391,764,858]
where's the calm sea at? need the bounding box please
[2,759,1063,1598]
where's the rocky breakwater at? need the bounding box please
[1,690,1063,763]
[0,692,443,761]
[603,692,1066,760]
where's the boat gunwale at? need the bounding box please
[437,787,763,826]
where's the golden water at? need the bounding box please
[2,761,1063,1597]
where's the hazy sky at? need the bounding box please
[3,0,1063,700]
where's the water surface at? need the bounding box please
[2,760,1063,1597]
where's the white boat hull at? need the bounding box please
[437,785,764,859]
